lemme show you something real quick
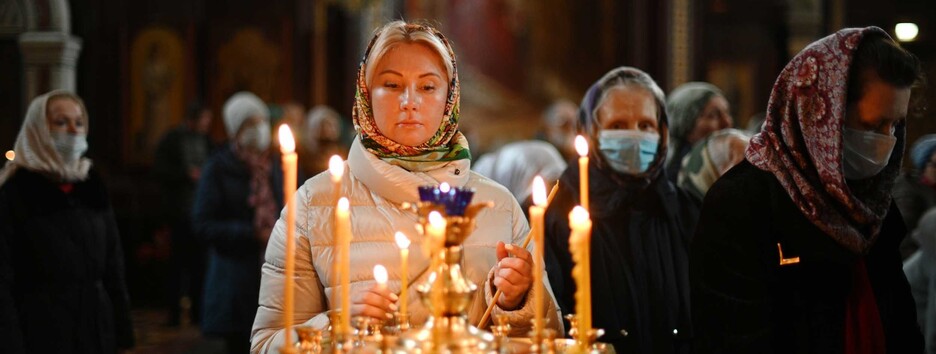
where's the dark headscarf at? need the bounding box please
[578,67,669,186]
[745,27,904,254]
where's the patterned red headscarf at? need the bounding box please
[745,27,905,254]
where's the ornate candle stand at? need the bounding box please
[394,185,498,353]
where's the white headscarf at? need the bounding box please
[473,140,567,203]
[0,91,92,187]
[223,91,268,138]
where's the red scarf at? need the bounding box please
[843,259,886,353]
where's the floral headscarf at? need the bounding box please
[578,66,669,184]
[745,27,905,254]
[352,23,470,171]
[0,91,92,187]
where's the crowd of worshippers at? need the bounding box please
[2,20,936,354]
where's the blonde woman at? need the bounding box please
[250,21,562,353]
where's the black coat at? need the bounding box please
[192,146,282,335]
[690,160,923,353]
[544,160,700,354]
[0,168,134,353]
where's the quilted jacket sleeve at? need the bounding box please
[251,184,329,354]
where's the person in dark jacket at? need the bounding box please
[153,101,212,326]
[193,91,282,354]
[544,67,700,354]
[691,27,923,353]
[0,91,134,353]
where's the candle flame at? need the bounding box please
[532,176,547,207]
[428,211,445,227]
[278,125,295,154]
[373,265,388,285]
[395,232,411,249]
[338,197,349,211]
[5,150,14,161]
[329,155,344,182]
[574,135,589,157]
[439,182,451,193]
[570,205,590,225]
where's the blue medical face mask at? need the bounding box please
[598,129,660,174]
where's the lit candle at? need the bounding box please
[328,155,344,330]
[575,135,590,212]
[277,125,298,348]
[394,232,411,317]
[568,206,592,339]
[374,264,388,291]
[426,211,447,318]
[336,197,352,334]
[530,176,547,335]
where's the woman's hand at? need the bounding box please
[349,283,398,320]
[493,241,533,310]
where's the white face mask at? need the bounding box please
[51,131,88,164]
[842,127,896,180]
[598,129,659,175]
[238,122,271,152]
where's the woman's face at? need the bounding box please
[686,96,732,144]
[845,69,910,136]
[369,42,449,147]
[46,98,86,135]
[596,86,658,134]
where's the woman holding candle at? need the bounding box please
[543,67,700,354]
[690,28,923,353]
[250,21,562,353]
[0,91,134,353]
[193,91,283,354]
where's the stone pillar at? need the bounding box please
[18,31,82,99]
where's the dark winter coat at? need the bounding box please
[544,159,700,354]
[193,146,282,335]
[0,168,134,353]
[690,160,922,353]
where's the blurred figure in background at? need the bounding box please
[300,105,346,179]
[193,91,282,354]
[677,128,751,203]
[665,82,733,183]
[473,140,567,210]
[903,207,936,354]
[894,134,936,258]
[153,101,212,326]
[541,99,579,161]
[0,91,134,353]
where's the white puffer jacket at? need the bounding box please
[251,138,563,353]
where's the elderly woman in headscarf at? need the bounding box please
[691,27,923,353]
[473,140,567,210]
[543,67,700,354]
[250,21,562,353]
[193,91,283,354]
[0,91,134,353]
[299,105,346,179]
[665,82,733,182]
[904,208,936,353]
[677,128,751,202]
